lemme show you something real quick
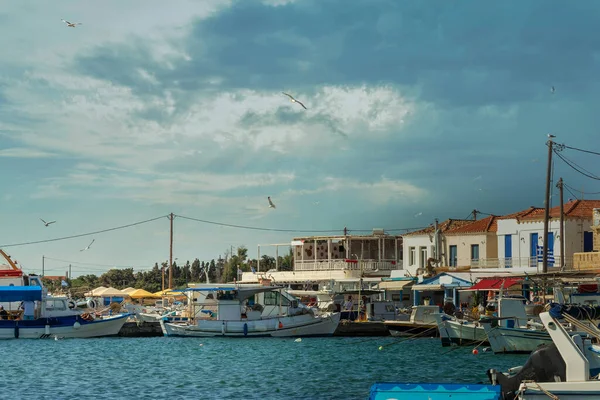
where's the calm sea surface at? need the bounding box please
[2,336,527,400]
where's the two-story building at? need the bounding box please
[572,207,600,271]
[443,215,501,268]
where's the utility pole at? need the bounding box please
[42,256,45,277]
[69,264,72,280]
[557,178,565,269]
[472,209,478,221]
[169,212,174,290]
[161,264,165,292]
[542,135,555,274]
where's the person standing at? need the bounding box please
[22,300,35,320]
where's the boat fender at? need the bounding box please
[278,321,283,329]
[45,324,50,335]
[221,321,225,335]
[14,324,19,339]
[67,300,76,309]
[243,323,248,337]
[73,321,81,329]
[87,299,97,309]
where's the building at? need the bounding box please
[495,200,600,271]
[444,215,501,269]
[402,219,474,277]
[573,207,600,270]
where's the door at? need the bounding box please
[530,233,538,267]
[584,231,594,252]
[449,245,457,267]
[504,235,512,268]
[547,232,554,267]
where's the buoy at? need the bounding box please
[221,321,226,335]
[73,321,81,329]
[199,344,204,347]
[378,346,383,351]
[294,338,301,342]
[243,323,248,337]
[278,321,283,329]
[14,324,19,339]
[472,348,479,355]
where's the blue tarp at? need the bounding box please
[0,286,43,302]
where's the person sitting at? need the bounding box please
[0,306,8,320]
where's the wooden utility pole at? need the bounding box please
[557,178,565,269]
[472,209,478,221]
[542,136,555,273]
[169,213,174,290]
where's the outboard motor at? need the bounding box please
[487,343,565,400]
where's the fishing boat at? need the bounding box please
[383,305,440,337]
[435,297,530,347]
[160,284,340,337]
[0,275,129,339]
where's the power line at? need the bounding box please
[563,144,600,157]
[554,149,600,181]
[0,215,169,248]
[43,256,152,269]
[563,183,600,196]
[175,214,426,233]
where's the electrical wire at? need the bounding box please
[43,256,151,269]
[554,150,600,181]
[563,182,600,196]
[0,215,169,248]
[563,144,600,157]
[175,214,427,234]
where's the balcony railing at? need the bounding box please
[470,256,573,271]
[573,252,600,270]
[293,259,399,272]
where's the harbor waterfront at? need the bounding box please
[2,336,527,400]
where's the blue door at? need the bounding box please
[530,233,538,267]
[547,232,554,267]
[504,235,512,268]
[584,231,594,252]
[449,245,457,267]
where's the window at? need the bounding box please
[471,244,480,261]
[409,247,416,266]
[263,291,290,306]
[419,247,427,268]
[45,299,66,311]
[449,245,458,267]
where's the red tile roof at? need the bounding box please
[403,219,474,236]
[445,215,499,234]
[519,200,600,221]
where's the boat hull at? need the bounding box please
[161,312,341,338]
[385,321,439,337]
[436,316,488,347]
[484,325,552,354]
[0,314,130,339]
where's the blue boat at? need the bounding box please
[369,383,501,400]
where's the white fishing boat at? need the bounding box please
[436,297,530,347]
[384,305,439,337]
[0,275,129,339]
[160,285,340,337]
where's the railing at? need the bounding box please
[470,256,573,270]
[573,252,600,270]
[293,260,400,272]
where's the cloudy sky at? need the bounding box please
[1,0,598,277]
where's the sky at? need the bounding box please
[1,0,599,277]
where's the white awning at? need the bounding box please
[378,281,414,290]
[412,284,443,291]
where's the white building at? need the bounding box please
[493,200,600,271]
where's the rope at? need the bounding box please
[378,326,439,350]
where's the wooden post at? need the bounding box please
[557,178,565,269]
[542,137,554,273]
[169,213,174,289]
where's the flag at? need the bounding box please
[537,245,555,264]
[61,280,68,288]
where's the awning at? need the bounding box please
[378,281,414,290]
[462,277,522,292]
[0,286,42,302]
[412,284,443,291]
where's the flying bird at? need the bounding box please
[282,92,307,110]
[267,196,276,209]
[40,218,56,227]
[551,86,555,94]
[80,239,95,252]
[61,19,82,28]
[548,134,556,139]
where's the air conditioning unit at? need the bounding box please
[372,228,385,235]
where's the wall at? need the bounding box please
[402,235,434,276]
[445,233,494,267]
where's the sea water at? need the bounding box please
[2,336,526,400]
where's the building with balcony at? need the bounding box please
[494,200,600,271]
[444,215,501,268]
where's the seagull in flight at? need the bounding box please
[551,86,555,94]
[40,218,56,227]
[61,19,82,28]
[80,239,95,252]
[267,196,276,209]
[282,92,307,110]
